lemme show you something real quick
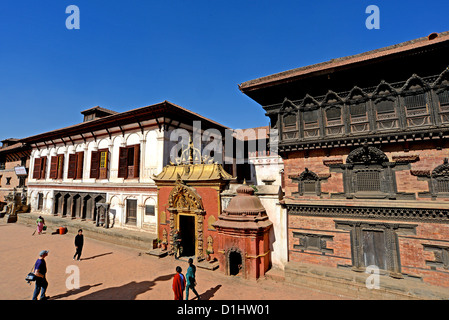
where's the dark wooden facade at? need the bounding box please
[240,32,449,288]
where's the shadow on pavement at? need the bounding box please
[80,252,113,261]
[75,273,176,300]
[199,284,222,300]
[50,283,103,300]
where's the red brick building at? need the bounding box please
[239,31,449,289]
[0,139,31,206]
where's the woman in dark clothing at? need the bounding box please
[73,229,84,261]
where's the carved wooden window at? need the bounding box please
[375,99,398,130]
[343,145,396,199]
[362,230,388,270]
[437,89,449,124]
[423,244,449,270]
[375,100,395,117]
[431,159,449,197]
[437,180,449,193]
[303,110,319,127]
[303,181,317,193]
[302,109,320,138]
[335,220,417,277]
[293,232,334,254]
[355,170,381,192]
[290,168,323,197]
[349,102,369,133]
[326,106,342,125]
[282,113,298,140]
[404,92,430,127]
[325,106,343,135]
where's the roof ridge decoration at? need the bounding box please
[153,136,235,183]
[401,73,429,92]
[432,67,449,87]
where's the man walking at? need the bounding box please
[186,258,201,300]
[73,229,84,261]
[32,250,49,300]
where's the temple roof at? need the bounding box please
[152,163,234,183]
[213,184,272,230]
[239,31,449,93]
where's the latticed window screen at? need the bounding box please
[375,100,395,114]
[303,110,319,123]
[437,180,449,193]
[303,181,316,193]
[283,114,297,128]
[404,93,427,110]
[356,171,381,192]
[438,90,449,107]
[350,102,367,117]
[326,106,341,120]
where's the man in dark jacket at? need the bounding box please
[73,229,84,261]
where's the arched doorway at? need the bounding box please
[229,251,242,276]
[226,248,245,277]
[167,181,205,259]
[179,214,196,257]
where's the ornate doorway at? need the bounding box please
[179,214,196,257]
[167,180,205,260]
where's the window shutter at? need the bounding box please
[33,158,42,179]
[76,152,84,180]
[90,151,100,179]
[118,147,128,178]
[40,157,47,180]
[99,150,109,179]
[57,154,65,179]
[68,154,77,179]
[50,156,58,179]
[132,145,140,178]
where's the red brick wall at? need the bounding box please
[284,141,449,287]
[288,216,449,287]
[283,141,449,201]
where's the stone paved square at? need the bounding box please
[0,222,348,301]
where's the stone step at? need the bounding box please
[264,267,285,282]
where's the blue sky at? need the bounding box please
[1,0,449,141]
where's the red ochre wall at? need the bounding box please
[157,185,221,257]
